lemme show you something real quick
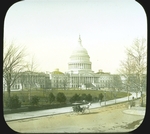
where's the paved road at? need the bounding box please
[4,92,141,121]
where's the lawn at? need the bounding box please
[3,89,129,114]
[3,88,128,105]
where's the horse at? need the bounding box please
[82,102,91,113]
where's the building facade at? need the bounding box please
[3,71,51,91]
[50,36,119,90]
[4,36,123,91]
[50,69,68,89]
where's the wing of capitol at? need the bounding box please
[3,36,146,91]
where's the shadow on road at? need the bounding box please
[121,119,143,129]
[81,112,99,115]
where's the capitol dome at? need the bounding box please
[68,36,92,74]
[71,45,89,57]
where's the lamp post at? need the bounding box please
[28,72,32,103]
[104,88,106,106]
[127,85,129,101]
[140,86,143,107]
[115,88,117,104]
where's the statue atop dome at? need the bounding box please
[78,35,82,46]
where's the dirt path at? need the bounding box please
[6,103,144,133]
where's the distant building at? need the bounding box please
[3,71,51,91]
[50,36,119,90]
[50,68,68,89]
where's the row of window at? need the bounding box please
[70,84,107,88]
[99,77,113,80]
[52,84,65,88]
[71,56,89,61]
[69,64,91,69]
[70,80,113,84]
[98,80,113,83]
[12,84,46,89]
[12,84,21,89]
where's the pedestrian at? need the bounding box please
[131,97,135,107]
[99,99,101,106]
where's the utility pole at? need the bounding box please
[105,89,106,106]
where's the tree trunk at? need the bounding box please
[7,84,11,99]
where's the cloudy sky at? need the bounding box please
[4,0,147,74]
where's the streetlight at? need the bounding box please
[115,89,117,104]
[127,85,129,102]
[140,86,143,107]
[104,88,106,106]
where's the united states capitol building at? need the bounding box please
[50,36,121,90]
[4,36,122,91]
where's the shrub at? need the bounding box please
[99,93,104,101]
[93,96,98,102]
[30,95,40,106]
[56,92,66,103]
[48,93,55,104]
[81,93,87,101]
[86,94,92,102]
[70,93,80,103]
[5,95,21,109]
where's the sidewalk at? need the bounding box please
[123,107,145,116]
[4,92,143,121]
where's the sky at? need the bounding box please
[4,0,147,74]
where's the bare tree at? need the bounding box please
[112,75,123,91]
[127,38,147,91]
[3,43,26,98]
[62,76,68,90]
[26,56,38,73]
[24,56,38,101]
[119,38,147,100]
[13,55,38,91]
[119,53,135,100]
[111,75,123,103]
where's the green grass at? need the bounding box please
[3,89,128,104]
[3,89,130,113]
[5,89,125,98]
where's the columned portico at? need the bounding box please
[68,63,91,70]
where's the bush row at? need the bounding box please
[4,92,105,110]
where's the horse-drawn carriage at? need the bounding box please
[72,102,91,114]
[72,103,83,113]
